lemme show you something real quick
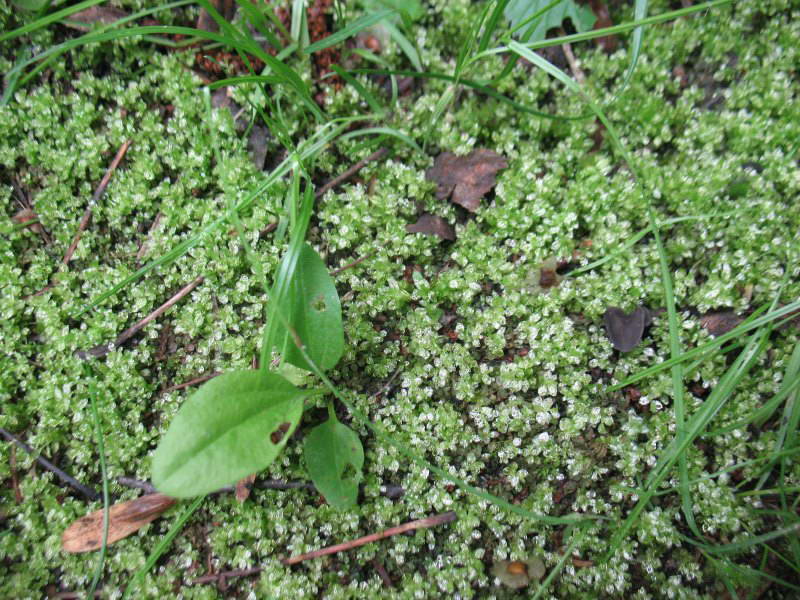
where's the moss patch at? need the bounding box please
[2,0,799,598]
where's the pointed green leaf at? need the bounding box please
[505,0,596,43]
[304,418,364,509]
[152,371,304,498]
[276,243,344,372]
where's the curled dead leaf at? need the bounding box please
[406,214,456,241]
[62,493,176,553]
[700,311,743,337]
[603,306,653,352]
[426,150,508,212]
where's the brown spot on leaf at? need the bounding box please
[426,150,508,212]
[603,306,653,352]
[406,214,456,241]
[700,311,743,337]
[270,422,291,445]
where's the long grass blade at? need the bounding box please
[122,496,204,599]
[305,9,394,54]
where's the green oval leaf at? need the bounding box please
[278,243,344,372]
[303,418,364,509]
[152,371,305,498]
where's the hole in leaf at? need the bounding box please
[270,422,291,444]
[341,463,357,481]
[311,294,327,312]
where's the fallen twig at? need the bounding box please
[330,252,373,276]
[163,371,221,393]
[135,212,163,264]
[0,426,99,501]
[76,275,204,359]
[191,567,263,586]
[62,140,131,266]
[560,40,586,85]
[315,148,389,199]
[372,558,394,588]
[116,476,315,495]
[281,511,457,566]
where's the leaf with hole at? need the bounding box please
[274,242,344,372]
[505,0,596,43]
[304,418,364,509]
[152,371,305,498]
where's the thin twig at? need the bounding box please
[62,140,132,265]
[330,252,373,276]
[368,368,402,400]
[281,511,457,566]
[315,148,389,199]
[372,559,394,588]
[0,426,99,501]
[191,567,264,585]
[135,212,163,264]
[51,591,102,599]
[162,371,221,393]
[560,39,586,85]
[116,476,315,495]
[76,275,204,359]
[117,477,157,493]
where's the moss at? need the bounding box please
[2,0,800,598]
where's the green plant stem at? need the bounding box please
[86,376,109,600]
[123,496,204,599]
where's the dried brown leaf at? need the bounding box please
[586,0,617,53]
[235,473,257,503]
[406,214,456,241]
[571,556,595,568]
[700,311,744,337]
[62,493,176,553]
[603,306,652,352]
[66,6,128,30]
[426,150,508,212]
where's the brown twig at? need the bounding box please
[51,591,102,599]
[330,252,373,276]
[62,140,131,265]
[315,148,389,199]
[0,426,99,501]
[191,567,263,585]
[116,476,315,495]
[76,275,204,359]
[163,371,221,393]
[9,445,23,503]
[117,477,157,493]
[372,559,394,588]
[136,212,163,264]
[560,38,586,85]
[281,511,457,566]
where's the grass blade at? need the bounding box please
[306,9,395,54]
[85,372,109,599]
[122,496,204,599]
